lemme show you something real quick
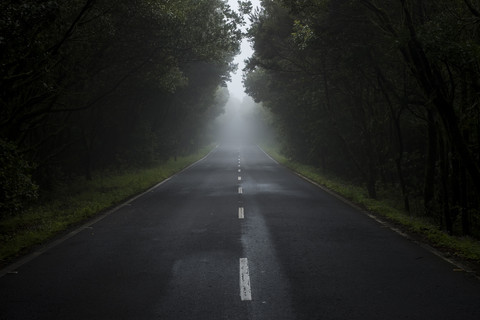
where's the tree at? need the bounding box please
[0,139,38,218]
[244,0,480,236]
[0,0,243,210]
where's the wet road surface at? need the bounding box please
[1,143,480,319]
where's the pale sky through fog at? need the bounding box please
[227,0,261,100]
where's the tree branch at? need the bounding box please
[463,0,480,18]
[47,0,97,56]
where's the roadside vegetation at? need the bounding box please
[1,1,245,220]
[0,1,249,265]
[0,146,212,266]
[245,1,480,244]
[264,146,480,268]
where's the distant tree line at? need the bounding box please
[0,0,243,216]
[244,0,480,237]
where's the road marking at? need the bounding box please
[239,258,252,301]
[256,144,279,164]
[238,187,243,194]
[238,176,242,181]
[238,169,241,172]
[239,207,244,219]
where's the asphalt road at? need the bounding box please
[1,143,480,320]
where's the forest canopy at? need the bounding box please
[244,0,480,237]
[0,0,244,216]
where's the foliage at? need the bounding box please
[0,140,38,218]
[245,0,480,237]
[0,1,243,213]
[263,145,480,264]
[0,146,213,264]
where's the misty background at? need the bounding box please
[215,0,274,146]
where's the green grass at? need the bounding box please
[263,146,480,265]
[0,146,213,265]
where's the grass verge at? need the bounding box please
[0,146,214,266]
[263,146,480,269]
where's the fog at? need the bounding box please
[214,95,275,146]
[226,0,259,101]
[217,0,270,145]
[227,37,254,100]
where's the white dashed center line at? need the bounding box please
[237,155,250,300]
[238,207,244,219]
[239,258,252,301]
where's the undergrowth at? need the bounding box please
[0,146,213,265]
[263,146,480,265]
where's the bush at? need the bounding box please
[0,139,38,218]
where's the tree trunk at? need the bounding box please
[434,94,480,196]
[367,163,377,199]
[363,0,480,196]
[452,154,461,233]
[395,158,410,212]
[398,0,480,196]
[461,131,471,236]
[439,135,452,234]
[424,109,437,216]
[392,109,410,212]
